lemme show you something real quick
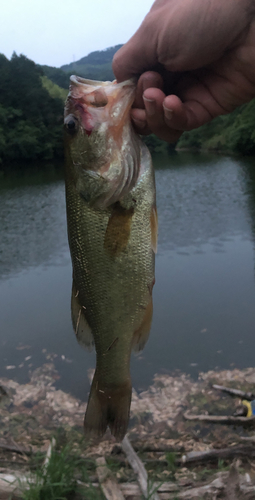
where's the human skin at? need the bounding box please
[112,0,255,142]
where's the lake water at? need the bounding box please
[1,152,255,400]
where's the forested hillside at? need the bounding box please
[177,100,255,155]
[0,53,64,164]
[60,45,123,81]
[39,65,71,89]
[1,47,255,167]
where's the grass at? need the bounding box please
[165,452,177,475]
[20,442,103,500]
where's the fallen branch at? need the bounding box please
[184,411,255,426]
[181,445,255,465]
[212,384,255,400]
[96,456,125,500]
[43,438,56,470]
[0,441,32,456]
[112,441,184,454]
[122,435,160,500]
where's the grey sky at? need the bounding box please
[1,0,154,68]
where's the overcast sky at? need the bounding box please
[1,0,154,68]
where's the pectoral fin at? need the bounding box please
[71,282,94,351]
[104,203,134,257]
[132,298,153,352]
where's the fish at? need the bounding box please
[64,76,157,441]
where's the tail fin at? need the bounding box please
[84,370,132,441]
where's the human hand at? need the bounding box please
[112,0,255,142]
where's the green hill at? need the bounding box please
[60,45,123,81]
[38,45,123,90]
[41,75,68,101]
[0,53,64,165]
[177,99,255,156]
[39,65,71,89]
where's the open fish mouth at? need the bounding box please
[69,75,137,88]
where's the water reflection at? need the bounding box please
[154,152,250,251]
[0,165,68,279]
[0,154,255,399]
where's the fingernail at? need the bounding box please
[163,105,173,120]
[143,96,156,116]
[132,117,146,129]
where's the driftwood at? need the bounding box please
[182,445,255,465]
[184,410,255,426]
[96,456,125,500]
[43,438,56,469]
[212,384,255,400]
[122,435,160,500]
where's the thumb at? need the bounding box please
[112,22,158,82]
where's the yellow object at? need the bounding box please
[242,400,252,417]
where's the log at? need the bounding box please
[184,411,255,426]
[212,384,255,400]
[95,456,125,500]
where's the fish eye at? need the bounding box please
[64,114,78,133]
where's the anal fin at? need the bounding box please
[71,281,94,351]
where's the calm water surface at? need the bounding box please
[1,152,255,400]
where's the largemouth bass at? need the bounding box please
[64,76,157,440]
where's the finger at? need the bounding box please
[163,94,215,131]
[131,108,151,135]
[142,88,182,142]
[134,71,164,108]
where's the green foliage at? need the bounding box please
[166,452,177,474]
[41,76,68,101]
[0,53,64,164]
[21,444,102,500]
[177,99,255,155]
[60,45,123,81]
[143,134,169,154]
[39,65,71,89]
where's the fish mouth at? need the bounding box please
[65,76,137,135]
[70,75,137,89]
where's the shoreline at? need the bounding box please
[1,363,255,498]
